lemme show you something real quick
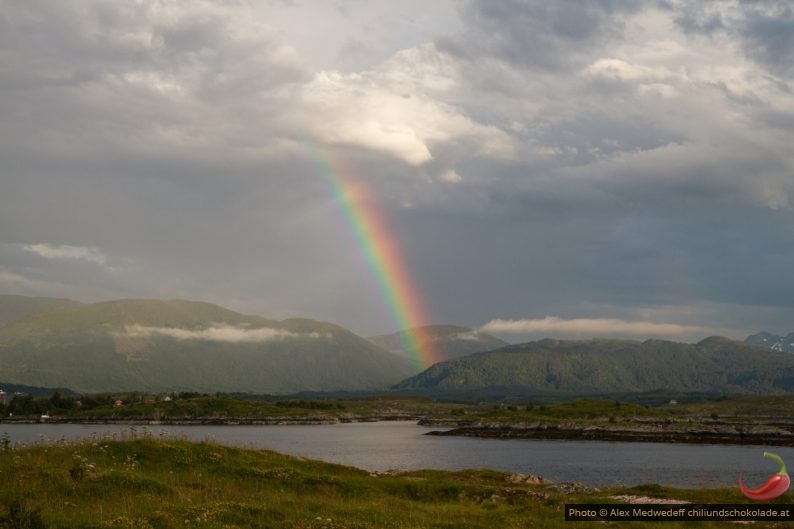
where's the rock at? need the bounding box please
[507,473,553,485]
[549,482,589,494]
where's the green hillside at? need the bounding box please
[393,336,794,395]
[368,325,509,369]
[0,294,82,327]
[0,299,413,394]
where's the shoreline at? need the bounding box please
[0,414,425,426]
[6,415,794,447]
[425,423,794,446]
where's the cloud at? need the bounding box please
[738,3,794,79]
[3,1,794,341]
[480,317,707,337]
[0,270,43,288]
[670,1,794,79]
[438,0,645,72]
[439,169,463,183]
[20,244,108,266]
[123,324,317,343]
[452,331,486,341]
[301,44,513,165]
[0,1,309,164]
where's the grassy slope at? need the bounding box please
[0,436,773,529]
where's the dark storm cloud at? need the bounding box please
[437,0,644,71]
[739,4,794,79]
[671,1,794,79]
[669,2,726,36]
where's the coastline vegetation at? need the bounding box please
[0,433,782,529]
[4,392,794,426]
[0,393,462,421]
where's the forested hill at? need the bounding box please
[0,298,413,394]
[394,336,794,395]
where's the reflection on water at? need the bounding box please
[2,421,792,488]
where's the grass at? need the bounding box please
[12,394,465,421]
[432,398,667,423]
[10,393,794,441]
[668,395,794,418]
[0,433,789,529]
[424,395,794,428]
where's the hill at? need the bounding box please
[393,336,794,396]
[746,331,794,353]
[0,299,413,394]
[368,325,509,368]
[0,294,82,327]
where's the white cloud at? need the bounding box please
[301,44,513,165]
[583,57,681,97]
[439,169,463,183]
[452,331,484,341]
[123,324,318,343]
[480,317,707,337]
[21,244,108,266]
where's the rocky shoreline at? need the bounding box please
[424,421,794,446]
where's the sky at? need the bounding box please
[2,0,794,343]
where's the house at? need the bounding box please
[113,399,124,408]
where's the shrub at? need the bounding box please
[4,500,47,529]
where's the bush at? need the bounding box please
[4,500,47,529]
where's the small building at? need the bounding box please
[113,399,124,408]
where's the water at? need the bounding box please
[2,421,791,488]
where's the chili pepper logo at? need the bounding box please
[739,452,790,501]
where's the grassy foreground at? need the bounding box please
[0,434,785,529]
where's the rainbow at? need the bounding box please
[314,149,440,371]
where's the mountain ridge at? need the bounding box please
[0,294,83,327]
[746,331,794,353]
[394,336,794,395]
[368,325,509,370]
[0,298,413,394]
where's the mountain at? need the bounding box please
[0,382,75,397]
[746,332,794,353]
[0,294,82,327]
[0,299,413,394]
[393,336,794,396]
[368,325,509,368]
